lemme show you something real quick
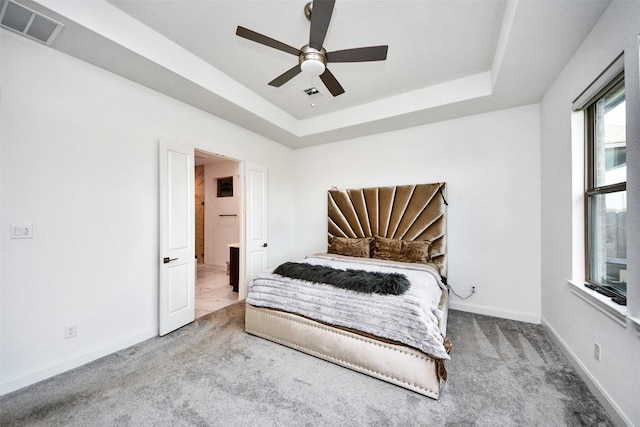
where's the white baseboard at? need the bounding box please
[541,317,631,427]
[0,326,157,396]
[449,300,541,324]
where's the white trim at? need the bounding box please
[572,53,624,110]
[570,111,586,279]
[567,280,627,327]
[0,326,157,396]
[448,300,540,324]
[541,317,632,427]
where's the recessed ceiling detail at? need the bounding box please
[12,0,612,148]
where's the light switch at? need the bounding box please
[10,224,33,239]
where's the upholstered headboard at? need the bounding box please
[328,183,447,278]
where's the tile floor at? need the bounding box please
[195,264,239,319]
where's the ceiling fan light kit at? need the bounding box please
[300,59,325,76]
[299,45,327,76]
[236,0,388,97]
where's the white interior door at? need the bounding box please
[243,163,268,297]
[159,139,195,336]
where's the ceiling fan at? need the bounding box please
[236,0,388,97]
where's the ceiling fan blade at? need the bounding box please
[327,45,388,63]
[236,26,301,56]
[320,68,345,97]
[268,65,302,87]
[309,0,335,50]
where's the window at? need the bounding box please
[584,74,627,305]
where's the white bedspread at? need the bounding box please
[246,253,450,360]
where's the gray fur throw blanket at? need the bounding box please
[273,262,410,295]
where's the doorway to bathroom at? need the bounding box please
[194,150,241,318]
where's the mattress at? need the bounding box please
[246,254,449,359]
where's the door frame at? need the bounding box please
[191,146,247,298]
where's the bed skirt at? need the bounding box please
[244,290,449,400]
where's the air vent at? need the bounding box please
[303,87,320,96]
[0,0,63,45]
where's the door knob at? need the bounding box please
[263,243,268,247]
[163,257,178,264]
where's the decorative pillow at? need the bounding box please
[401,239,432,264]
[328,237,374,258]
[373,236,432,264]
[372,236,405,262]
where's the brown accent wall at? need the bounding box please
[195,165,205,264]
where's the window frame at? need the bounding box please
[583,72,627,304]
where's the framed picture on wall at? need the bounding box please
[217,176,233,197]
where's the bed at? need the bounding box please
[245,183,449,399]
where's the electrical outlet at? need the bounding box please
[64,324,77,339]
[594,342,601,362]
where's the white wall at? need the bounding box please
[293,104,542,323]
[540,1,640,425]
[204,160,240,266]
[0,31,295,394]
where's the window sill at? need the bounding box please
[629,316,640,339]
[567,280,627,327]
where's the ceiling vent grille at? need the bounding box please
[303,87,320,96]
[0,0,63,45]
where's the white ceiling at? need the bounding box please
[14,0,611,148]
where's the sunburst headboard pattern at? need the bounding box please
[328,183,447,278]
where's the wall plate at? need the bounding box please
[10,224,33,239]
